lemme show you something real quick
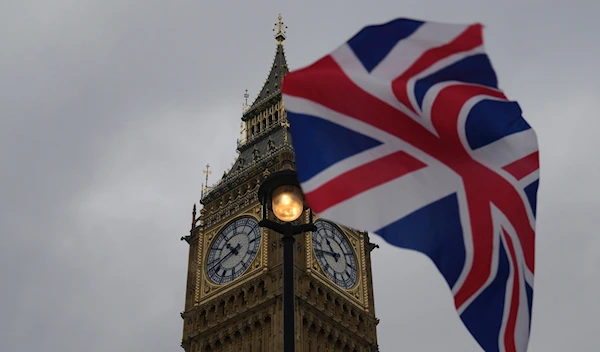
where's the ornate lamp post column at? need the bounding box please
[257,168,316,352]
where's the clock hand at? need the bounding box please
[324,238,339,262]
[325,238,335,250]
[212,250,235,269]
[211,243,242,269]
[226,243,241,255]
[314,248,340,259]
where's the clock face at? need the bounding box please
[312,220,358,289]
[206,217,261,285]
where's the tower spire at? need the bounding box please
[244,14,290,115]
[273,13,287,44]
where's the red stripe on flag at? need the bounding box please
[502,152,539,181]
[431,84,534,308]
[391,24,483,112]
[305,151,427,213]
[502,228,521,352]
[282,55,441,149]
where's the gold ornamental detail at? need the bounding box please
[195,230,203,305]
[360,234,369,312]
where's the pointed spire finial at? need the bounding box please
[242,89,250,113]
[201,164,211,198]
[273,13,287,43]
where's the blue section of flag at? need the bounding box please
[414,53,498,108]
[348,18,423,73]
[465,100,531,150]
[287,111,382,182]
[525,282,533,329]
[461,239,511,352]
[524,180,539,217]
[375,193,466,289]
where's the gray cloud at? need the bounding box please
[1,0,598,351]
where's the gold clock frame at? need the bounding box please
[306,215,371,311]
[196,209,269,304]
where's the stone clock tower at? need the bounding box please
[181,15,379,352]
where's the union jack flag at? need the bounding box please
[282,18,539,352]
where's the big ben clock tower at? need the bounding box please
[181,15,379,352]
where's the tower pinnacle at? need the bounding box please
[242,89,249,112]
[273,13,287,43]
[244,14,290,114]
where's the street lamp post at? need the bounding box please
[258,169,316,352]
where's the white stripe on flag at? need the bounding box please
[456,204,503,314]
[457,94,538,230]
[498,231,515,352]
[489,204,532,352]
[406,45,485,113]
[470,128,539,170]
[518,170,539,192]
[284,94,458,192]
[301,143,402,194]
[494,205,533,352]
[370,21,470,80]
[284,94,397,144]
[329,44,436,135]
[491,204,534,288]
[318,163,462,232]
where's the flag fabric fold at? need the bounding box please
[282,18,539,352]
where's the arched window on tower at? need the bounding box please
[274,110,279,122]
[219,301,225,317]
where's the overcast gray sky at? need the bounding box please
[1,0,599,351]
